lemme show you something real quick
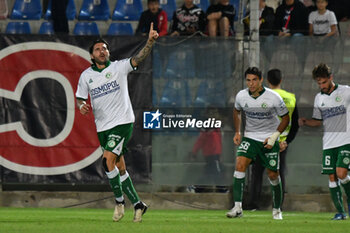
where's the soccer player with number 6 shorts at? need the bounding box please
[299,63,350,220]
[226,67,289,220]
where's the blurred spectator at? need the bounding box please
[188,128,225,192]
[274,0,309,36]
[301,0,317,14]
[170,0,206,36]
[206,0,235,37]
[309,0,337,37]
[136,0,168,36]
[243,0,275,36]
[188,108,226,193]
[327,0,350,22]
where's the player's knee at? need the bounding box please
[336,168,348,180]
[235,161,246,172]
[268,176,281,186]
[220,17,229,23]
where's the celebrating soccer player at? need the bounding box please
[75,24,159,222]
[299,63,350,220]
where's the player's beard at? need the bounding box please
[322,87,330,93]
[322,82,334,94]
[94,55,110,66]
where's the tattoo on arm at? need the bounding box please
[132,39,154,66]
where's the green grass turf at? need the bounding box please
[0,207,350,233]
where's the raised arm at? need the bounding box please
[131,23,159,67]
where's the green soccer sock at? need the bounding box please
[330,185,345,213]
[271,182,283,209]
[121,172,140,205]
[233,177,245,202]
[340,180,350,205]
[106,169,123,201]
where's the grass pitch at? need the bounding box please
[1,207,350,233]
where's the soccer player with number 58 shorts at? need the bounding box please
[226,67,289,220]
[299,63,350,220]
[75,24,159,222]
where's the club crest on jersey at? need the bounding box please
[105,72,112,79]
[89,78,93,84]
[107,140,116,148]
[261,103,268,109]
[343,157,350,165]
[269,160,277,167]
[335,96,342,102]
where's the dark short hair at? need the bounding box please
[89,38,109,54]
[312,63,332,80]
[267,69,282,86]
[245,67,262,79]
[148,0,159,4]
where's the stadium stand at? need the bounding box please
[193,80,226,107]
[78,0,110,20]
[38,21,54,34]
[159,78,191,107]
[153,84,158,106]
[338,47,350,82]
[229,0,243,21]
[152,47,164,79]
[193,81,208,107]
[159,0,176,21]
[44,0,76,20]
[268,49,303,95]
[73,21,100,35]
[5,21,31,33]
[303,51,334,77]
[269,50,302,77]
[207,80,226,107]
[0,0,8,19]
[164,49,196,79]
[10,0,42,20]
[112,0,143,20]
[107,22,133,35]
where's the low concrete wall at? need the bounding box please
[0,191,339,212]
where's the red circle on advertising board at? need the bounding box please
[0,42,101,175]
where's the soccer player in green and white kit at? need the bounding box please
[299,63,350,220]
[76,24,159,222]
[226,67,289,220]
